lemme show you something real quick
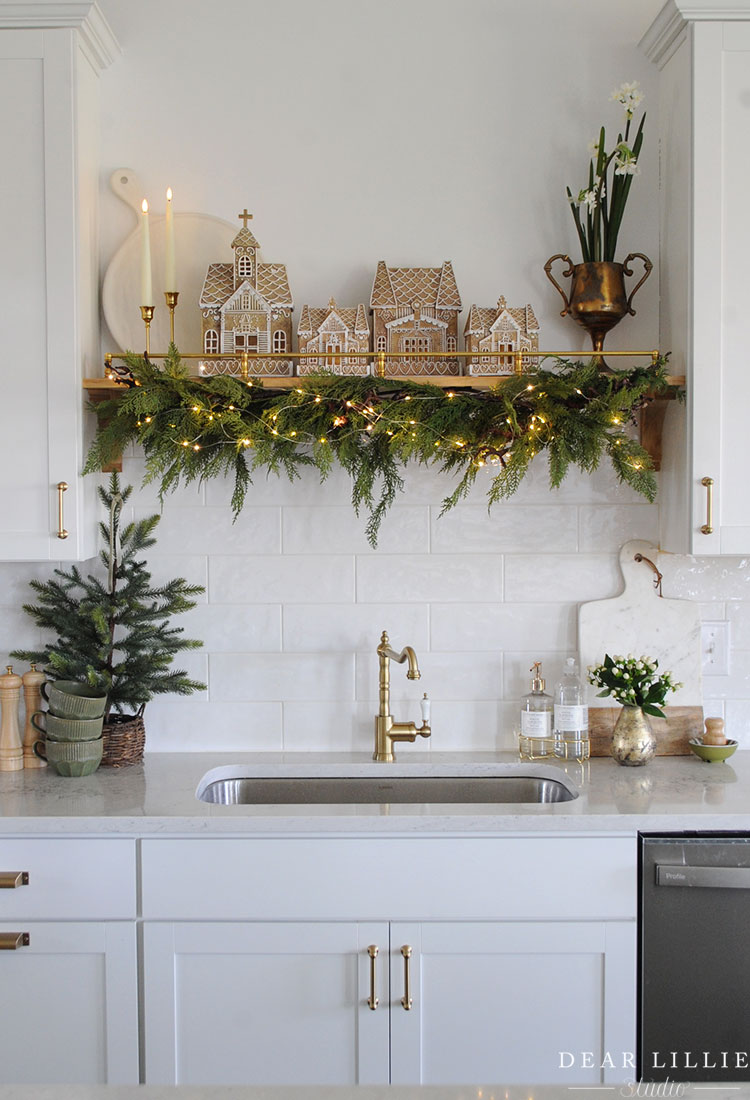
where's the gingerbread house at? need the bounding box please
[198,210,294,376]
[370,260,462,376]
[297,298,371,375]
[464,296,540,375]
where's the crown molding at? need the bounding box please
[642,0,750,65]
[0,2,120,70]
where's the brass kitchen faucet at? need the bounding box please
[373,630,431,762]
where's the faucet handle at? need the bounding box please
[420,693,431,724]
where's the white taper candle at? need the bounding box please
[164,187,176,292]
[140,198,153,306]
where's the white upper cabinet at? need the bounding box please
[0,5,118,560]
[644,1,750,553]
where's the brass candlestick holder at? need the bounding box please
[164,291,179,345]
[140,305,155,355]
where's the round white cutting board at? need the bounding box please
[102,168,237,357]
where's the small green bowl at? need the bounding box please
[689,738,738,763]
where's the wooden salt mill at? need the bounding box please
[703,717,728,745]
[22,663,46,768]
[0,665,24,772]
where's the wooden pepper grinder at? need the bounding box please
[703,717,728,745]
[22,663,46,769]
[0,665,24,771]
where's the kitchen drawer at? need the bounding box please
[0,839,136,919]
[141,836,636,921]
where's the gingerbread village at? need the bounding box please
[196,209,539,378]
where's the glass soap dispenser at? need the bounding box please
[553,656,590,761]
[520,661,554,757]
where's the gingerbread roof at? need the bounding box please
[463,299,540,336]
[199,262,292,311]
[200,263,235,309]
[297,302,370,337]
[370,261,462,311]
[232,226,260,250]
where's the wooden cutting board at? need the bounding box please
[578,539,703,755]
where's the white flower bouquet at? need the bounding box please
[588,653,681,719]
[567,82,646,263]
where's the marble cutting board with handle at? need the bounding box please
[578,539,704,755]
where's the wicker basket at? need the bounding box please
[101,708,145,767]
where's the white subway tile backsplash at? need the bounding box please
[210,652,355,702]
[121,457,205,506]
[504,553,621,602]
[578,504,660,551]
[210,555,355,604]
[182,603,281,653]
[431,603,576,654]
[355,650,503,703]
[3,456,746,752]
[283,604,428,653]
[144,700,283,752]
[357,555,503,602]
[282,505,429,555]
[135,506,281,556]
[430,504,578,554]
[204,464,353,508]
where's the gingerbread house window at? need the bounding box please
[238,256,252,278]
[273,330,287,353]
[447,336,457,352]
[204,329,219,354]
[376,335,386,352]
[404,337,430,354]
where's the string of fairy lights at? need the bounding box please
[129,373,649,474]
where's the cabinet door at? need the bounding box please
[0,921,138,1083]
[0,28,100,560]
[143,921,390,1085]
[389,920,636,1085]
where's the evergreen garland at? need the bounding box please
[12,474,206,719]
[85,348,679,546]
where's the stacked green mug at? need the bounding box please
[32,681,107,776]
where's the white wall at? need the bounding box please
[2,0,750,752]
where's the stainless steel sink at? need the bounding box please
[197,771,578,806]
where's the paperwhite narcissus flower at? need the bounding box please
[611,81,644,119]
[588,137,602,157]
[579,189,598,212]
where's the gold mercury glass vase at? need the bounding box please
[611,704,656,767]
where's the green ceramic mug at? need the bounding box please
[31,711,104,742]
[33,735,103,777]
[41,681,107,720]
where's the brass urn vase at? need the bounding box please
[544,254,652,353]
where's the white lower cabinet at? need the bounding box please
[0,838,138,1084]
[0,921,138,1084]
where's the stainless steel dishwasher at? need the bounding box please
[639,832,750,1082]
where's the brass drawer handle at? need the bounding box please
[57,481,69,540]
[367,944,378,1010]
[0,932,30,950]
[400,944,413,1010]
[701,476,714,535]
[0,872,28,889]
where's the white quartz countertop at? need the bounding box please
[0,750,748,835]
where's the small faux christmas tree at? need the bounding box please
[12,474,205,724]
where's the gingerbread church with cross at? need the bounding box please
[198,209,294,376]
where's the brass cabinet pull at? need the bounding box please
[400,944,413,1010]
[56,482,69,540]
[701,476,714,535]
[0,872,28,889]
[367,944,378,1010]
[0,932,30,950]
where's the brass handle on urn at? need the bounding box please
[701,477,714,535]
[400,944,413,1010]
[543,254,575,317]
[622,253,653,316]
[0,932,30,950]
[56,482,69,540]
[367,944,378,1010]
